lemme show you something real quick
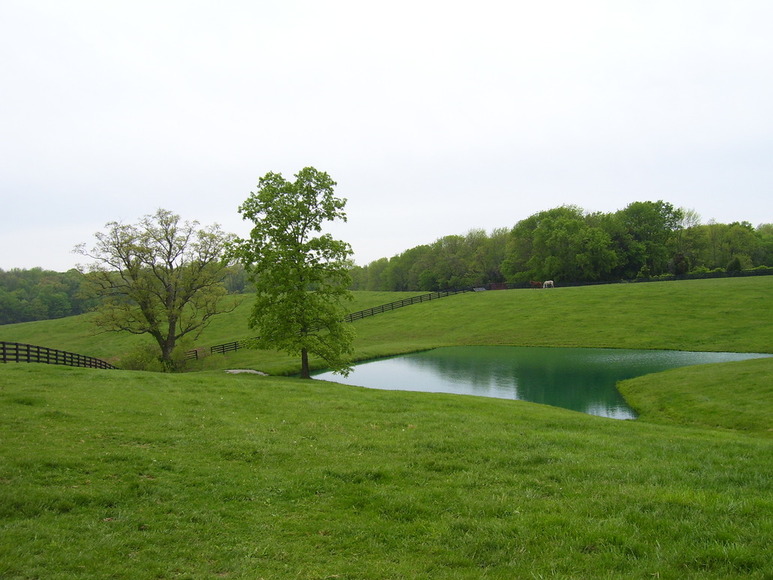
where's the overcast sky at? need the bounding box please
[2,0,772,272]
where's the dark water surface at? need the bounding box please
[313,346,771,419]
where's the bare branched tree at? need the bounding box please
[75,209,236,370]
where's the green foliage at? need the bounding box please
[669,252,689,275]
[118,343,166,371]
[616,200,683,275]
[726,255,743,272]
[221,263,253,294]
[75,209,235,370]
[351,228,509,291]
[230,167,355,378]
[120,339,195,372]
[350,203,773,291]
[0,268,94,325]
[502,205,620,283]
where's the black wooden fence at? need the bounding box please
[0,341,117,370]
[186,289,471,360]
[343,289,470,321]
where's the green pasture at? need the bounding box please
[5,277,770,372]
[1,276,772,578]
[187,276,773,374]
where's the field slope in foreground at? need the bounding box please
[1,363,772,579]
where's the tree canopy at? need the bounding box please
[0,268,95,325]
[229,167,354,379]
[350,201,773,291]
[75,209,235,370]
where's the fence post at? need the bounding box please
[0,341,115,370]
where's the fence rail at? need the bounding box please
[211,340,244,355]
[343,289,470,322]
[0,341,117,370]
[186,289,472,360]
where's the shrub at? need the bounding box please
[749,265,773,275]
[169,340,195,372]
[669,253,689,276]
[726,256,743,273]
[118,344,165,372]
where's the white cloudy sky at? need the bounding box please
[1,0,771,272]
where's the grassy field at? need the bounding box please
[1,277,772,578]
[0,291,413,365]
[197,276,773,375]
[6,277,769,372]
[2,364,772,579]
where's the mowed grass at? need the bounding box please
[346,277,773,356]
[1,364,772,579]
[619,356,773,434]
[1,276,772,577]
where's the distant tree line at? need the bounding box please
[0,265,249,326]
[4,200,772,325]
[350,201,773,291]
[0,268,97,324]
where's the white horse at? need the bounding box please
[543,280,554,288]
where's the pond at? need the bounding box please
[313,346,771,419]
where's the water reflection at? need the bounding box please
[313,346,771,419]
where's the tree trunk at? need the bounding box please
[161,341,175,372]
[150,331,175,372]
[160,315,180,371]
[300,348,310,379]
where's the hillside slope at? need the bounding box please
[2,277,771,373]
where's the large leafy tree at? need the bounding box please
[75,209,235,370]
[229,167,355,379]
[615,200,684,276]
[503,205,618,283]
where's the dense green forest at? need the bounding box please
[350,201,773,291]
[0,268,95,325]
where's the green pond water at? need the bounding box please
[313,346,771,419]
